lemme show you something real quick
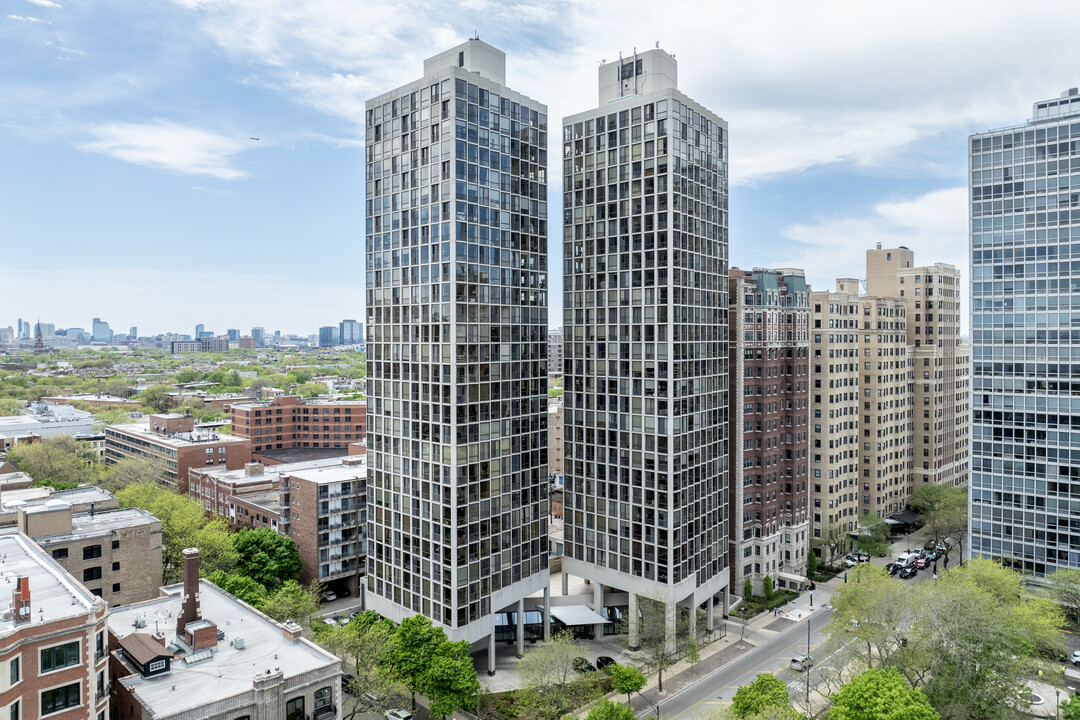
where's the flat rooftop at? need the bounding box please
[288,462,366,485]
[254,447,348,464]
[109,580,339,713]
[109,422,249,448]
[193,456,347,486]
[33,508,159,544]
[0,532,100,636]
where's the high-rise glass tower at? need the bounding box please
[970,88,1080,575]
[561,49,729,647]
[364,40,550,665]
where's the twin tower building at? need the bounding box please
[363,39,730,668]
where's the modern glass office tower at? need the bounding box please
[364,40,550,666]
[561,49,729,648]
[970,88,1080,575]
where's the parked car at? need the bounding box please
[899,565,918,579]
[896,551,919,567]
[573,657,597,673]
[385,710,413,720]
[322,617,338,627]
[843,556,858,568]
[885,562,900,576]
[914,556,930,569]
[790,655,813,671]
[1072,650,1080,667]
[322,590,338,603]
[362,693,382,708]
[596,656,617,671]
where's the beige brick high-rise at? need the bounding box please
[866,244,969,489]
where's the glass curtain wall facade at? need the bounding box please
[364,39,550,646]
[970,89,1080,575]
[562,49,730,640]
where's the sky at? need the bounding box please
[3,1,1080,337]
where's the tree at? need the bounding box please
[585,700,635,720]
[9,435,98,487]
[139,385,171,413]
[744,578,754,600]
[233,528,302,589]
[103,378,133,398]
[1045,567,1080,629]
[808,551,818,581]
[101,456,165,492]
[731,673,793,720]
[909,485,967,565]
[518,628,585,688]
[609,664,645,705]
[855,513,891,557]
[829,668,939,720]
[261,580,320,623]
[416,640,480,719]
[634,596,699,693]
[0,398,23,416]
[207,570,268,607]
[826,563,914,674]
[384,615,448,709]
[815,519,852,565]
[762,576,774,601]
[1061,697,1080,720]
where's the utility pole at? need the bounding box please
[805,619,811,710]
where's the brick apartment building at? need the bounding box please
[0,531,111,720]
[104,413,251,490]
[109,549,342,720]
[0,486,163,606]
[17,500,162,607]
[728,268,812,595]
[229,396,366,456]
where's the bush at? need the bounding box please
[762,576,774,601]
[744,578,753,600]
[733,590,798,620]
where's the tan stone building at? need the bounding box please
[865,244,969,489]
[0,531,111,720]
[547,399,564,481]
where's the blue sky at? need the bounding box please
[3,0,1080,337]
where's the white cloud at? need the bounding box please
[162,0,1080,183]
[80,120,249,180]
[27,0,62,8]
[7,14,45,22]
[779,187,969,325]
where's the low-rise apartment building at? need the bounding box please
[0,531,111,720]
[104,413,251,490]
[229,396,366,455]
[109,549,342,720]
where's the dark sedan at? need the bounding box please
[899,565,918,579]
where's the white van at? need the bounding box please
[896,552,918,567]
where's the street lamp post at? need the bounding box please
[805,619,811,710]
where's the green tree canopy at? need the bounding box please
[384,614,448,704]
[206,570,268,607]
[584,699,635,720]
[829,668,940,720]
[233,528,302,589]
[609,664,646,705]
[9,435,98,487]
[731,673,793,720]
[416,640,480,720]
[261,580,319,623]
[1045,567,1080,629]
[139,385,171,413]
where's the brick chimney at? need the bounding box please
[175,548,202,637]
[282,620,303,642]
[11,577,30,626]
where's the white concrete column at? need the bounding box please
[562,570,569,596]
[706,595,715,632]
[593,583,605,639]
[516,598,525,656]
[686,598,697,642]
[722,585,731,618]
[488,632,496,676]
[628,592,640,650]
[543,585,551,641]
[664,601,677,655]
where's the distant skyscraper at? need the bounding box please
[365,39,550,667]
[251,327,265,348]
[339,319,363,345]
[130,326,138,339]
[92,317,111,343]
[227,329,240,342]
[562,49,730,647]
[318,326,340,347]
[195,324,204,338]
[17,318,29,339]
[969,88,1080,575]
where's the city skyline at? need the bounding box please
[5,2,1080,331]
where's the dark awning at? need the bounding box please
[889,510,924,524]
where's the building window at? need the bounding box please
[286,697,305,720]
[51,548,68,560]
[9,655,19,684]
[95,632,104,660]
[111,540,120,550]
[40,642,80,673]
[83,545,102,560]
[315,687,332,710]
[112,583,121,593]
[9,700,18,720]
[40,684,80,716]
[148,660,165,672]
[112,562,120,571]
[83,567,102,582]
